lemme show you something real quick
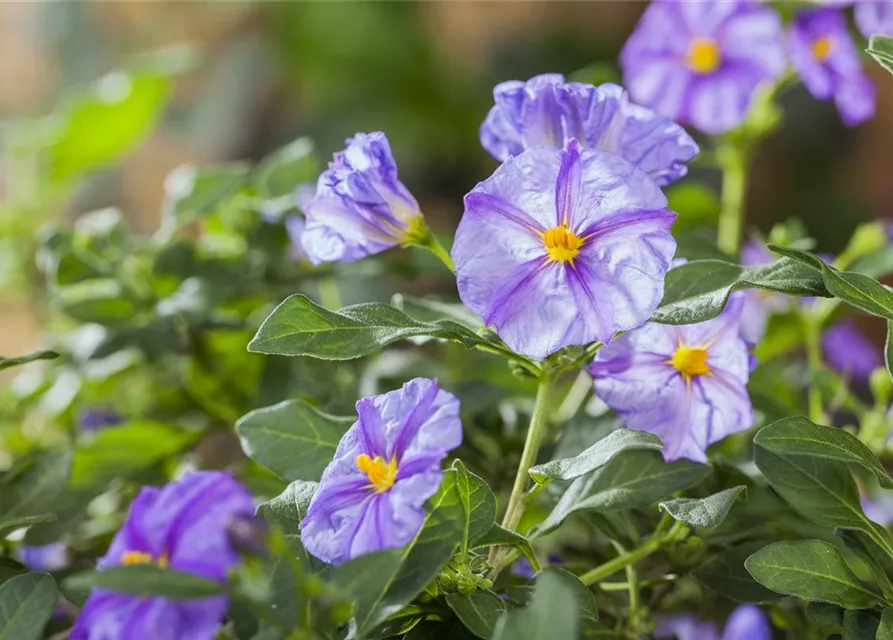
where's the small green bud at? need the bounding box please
[302,575,324,597]
[870,367,892,406]
[330,601,353,625]
[479,578,493,590]
[457,574,477,595]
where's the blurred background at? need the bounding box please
[2,1,892,361]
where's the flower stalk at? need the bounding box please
[716,141,751,257]
[579,520,688,587]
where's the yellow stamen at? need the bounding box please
[812,36,834,62]
[687,37,721,74]
[669,345,711,381]
[356,454,398,493]
[543,225,584,264]
[121,551,167,567]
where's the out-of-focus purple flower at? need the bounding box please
[621,0,786,135]
[79,408,122,434]
[862,488,893,527]
[300,378,462,565]
[20,543,70,572]
[71,471,254,640]
[511,554,562,579]
[656,604,772,640]
[590,300,752,463]
[301,132,423,265]
[790,8,876,126]
[813,1,893,38]
[285,216,307,261]
[452,139,676,359]
[822,319,883,380]
[480,75,698,186]
[738,239,792,345]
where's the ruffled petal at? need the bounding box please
[722,605,772,640]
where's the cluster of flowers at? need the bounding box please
[64,2,890,638]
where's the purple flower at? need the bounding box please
[511,554,562,579]
[813,1,893,38]
[300,378,462,565]
[822,319,883,380]
[19,543,70,572]
[621,0,786,135]
[452,139,676,359]
[285,215,307,261]
[71,471,254,640]
[656,604,771,640]
[480,75,698,186]
[862,488,893,527]
[79,408,122,433]
[738,239,792,345]
[790,8,876,126]
[301,132,423,265]
[589,300,752,463]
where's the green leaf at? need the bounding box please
[65,565,222,600]
[48,63,178,181]
[529,429,663,485]
[745,540,881,609]
[754,441,893,556]
[329,469,464,638]
[534,450,711,537]
[877,608,893,640]
[470,525,538,571]
[659,486,746,529]
[0,351,59,372]
[492,571,580,640]
[839,530,893,601]
[806,602,844,628]
[541,567,598,623]
[692,542,784,603]
[868,35,893,76]
[162,162,251,228]
[0,573,58,640]
[755,417,893,490]
[253,137,319,202]
[0,514,57,536]
[254,536,311,638]
[652,257,828,325]
[0,451,71,523]
[843,610,880,639]
[445,591,506,639]
[256,480,317,530]
[451,460,496,553]
[70,422,199,489]
[248,295,488,360]
[236,399,353,481]
[55,279,139,325]
[772,246,893,321]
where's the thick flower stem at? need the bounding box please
[488,370,557,574]
[579,520,687,587]
[407,218,455,271]
[716,142,751,257]
[425,235,455,272]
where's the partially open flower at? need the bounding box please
[301,132,423,265]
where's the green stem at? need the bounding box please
[579,521,686,587]
[488,370,557,575]
[803,313,825,423]
[716,142,751,257]
[425,234,455,272]
[408,219,455,271]
[500,371,556,533]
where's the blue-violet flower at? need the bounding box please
[822,319,882,380]
[621,0,786,134]
[590,300,752,462]
[300,378,462,565]
[20,543,70,572]
[480,75,698,186]
[71,471,254,640]
[656,604,772,640]
[790,8,876,126]
[453,139,676,359]
[301,132,424,265]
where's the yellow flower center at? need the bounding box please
[687,37,721,74]
[669,345,711,379]
[121,551,168,568]
[356,454,398,493]
[543,225,584,264]
[812,36,834,62]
